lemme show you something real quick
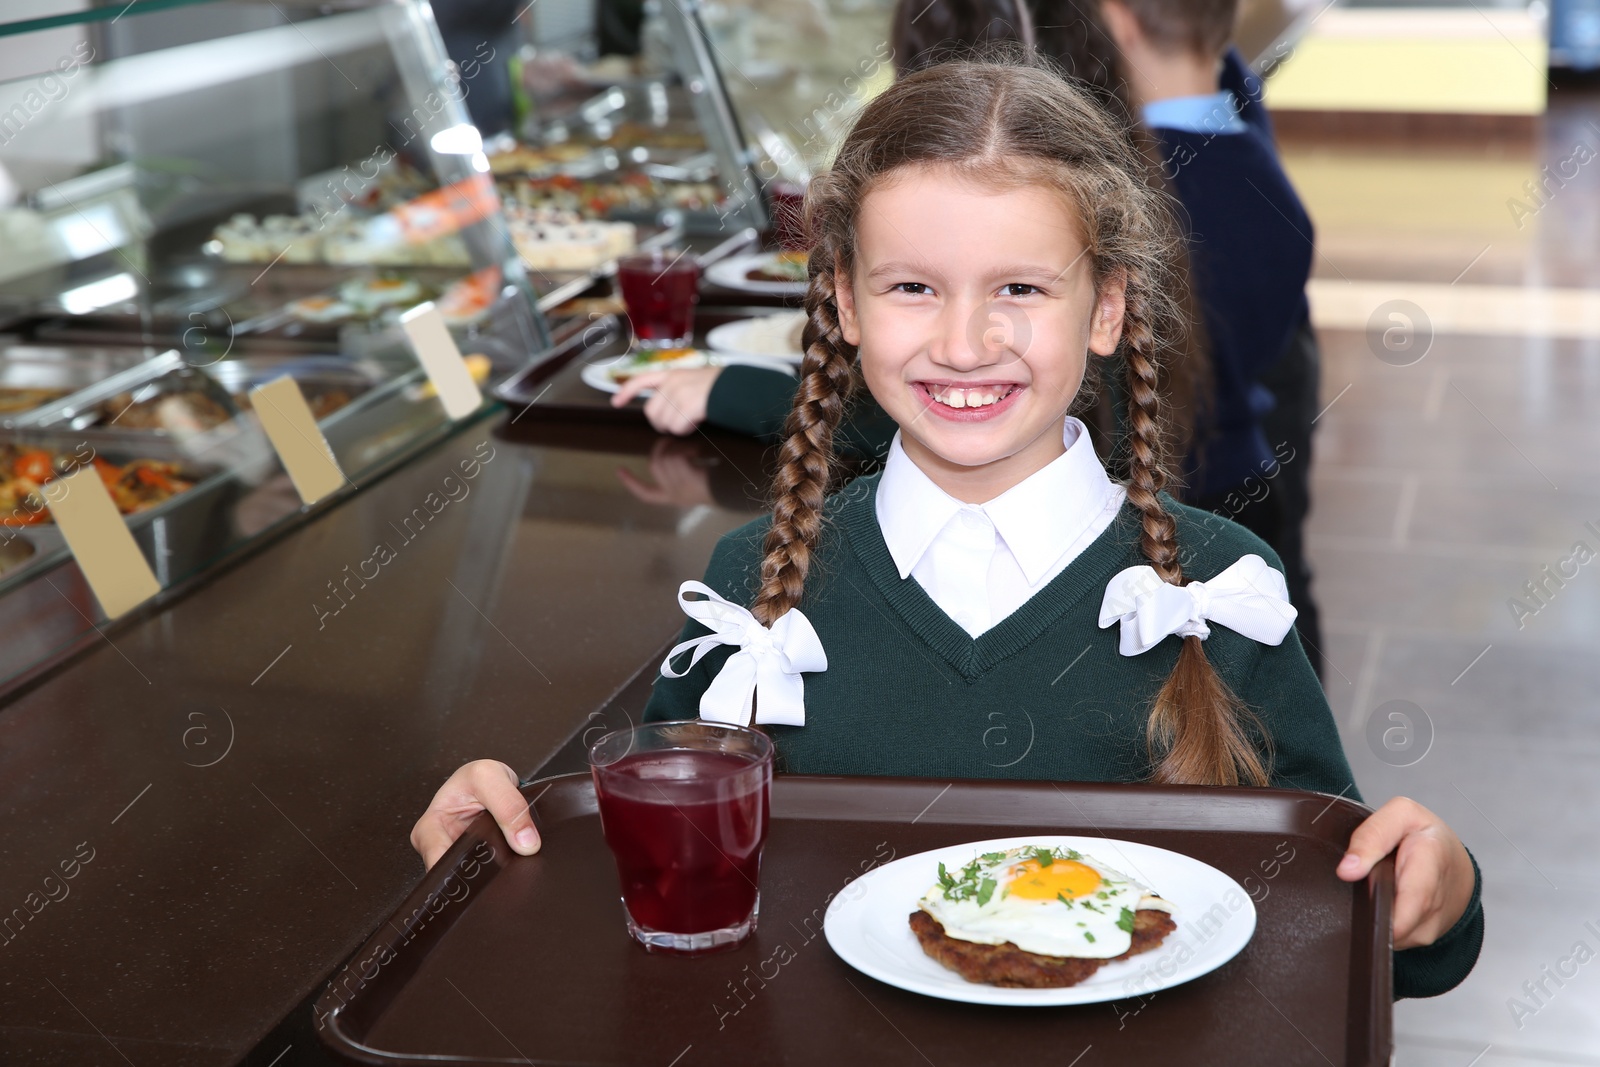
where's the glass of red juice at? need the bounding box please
[589,721,773,955]
[615,250,700,348]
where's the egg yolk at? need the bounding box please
[1006,858,1102,901]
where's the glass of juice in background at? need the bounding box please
[615,250,700,348]
[589,721,773,955]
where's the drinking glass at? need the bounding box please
[615,251,700,348]
[589,721,773,955]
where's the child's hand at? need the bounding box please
[1336,796,1475,949]
[611,366,723,436]
[410,760,541,870]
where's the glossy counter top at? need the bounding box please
[0,410,771,1065]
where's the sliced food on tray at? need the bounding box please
[435,267,501,325]
[911,845,1177,989]
[0,445,195,525]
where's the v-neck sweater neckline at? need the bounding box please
[835,473,1142,681]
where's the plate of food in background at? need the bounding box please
[704,251,808,297]
[825,836,1255,1006]
[705,310,807,364]
[581,347,797,396]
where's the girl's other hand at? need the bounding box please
[1336,796,1475,949]
[610,366,723,436]
[410,759,541,870]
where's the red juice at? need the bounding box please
[616,252,700,346]
[592,749,768,935]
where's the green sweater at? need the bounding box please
[645,474,1484,999]
[706,364,899,459]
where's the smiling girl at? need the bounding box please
[413,60,1482,999]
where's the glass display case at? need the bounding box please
[0,0,567,684]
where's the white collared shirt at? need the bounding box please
[874,417,1127,638]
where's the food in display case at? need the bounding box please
[486,143,599,176]
[96,388,235,433]
[0,444,196,525]
[499,173,722,219]
[284,276,434,325]
[209,212,472,268]
[234,386,356,421]
[433,267,501,325]
[0,388,69,415]
[506,205,637,272]
[206,356,384,423]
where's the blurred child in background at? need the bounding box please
[1091,0,1324,667]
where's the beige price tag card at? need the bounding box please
[249,376,346,506]
[399,301,482,419]
[46,466,160,619]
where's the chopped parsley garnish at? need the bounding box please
[1029,846,1056,868]
[1057,892,1075,909]
[980,851,1008,863]
[1084,931,1096,943]
[1117,907,1135,934]
[937,857,991,903]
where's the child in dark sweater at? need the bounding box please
[414,60,1481,1001]
[1098,0,1323,661]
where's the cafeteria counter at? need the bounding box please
[0,409,771,1065]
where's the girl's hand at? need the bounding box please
[410,760,541,870]
[611,366,723,436]
[1336,796,1475,949]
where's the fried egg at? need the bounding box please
[917,846,1175,960]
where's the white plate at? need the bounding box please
[581,351,797,395]
[704,252,807,296]
[706,311,807,364]
[824,835,1255,1007]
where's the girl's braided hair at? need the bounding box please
[750,58,1267,787]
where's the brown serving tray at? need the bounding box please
[316,775,1392,1065]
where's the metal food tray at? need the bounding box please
[5,350,187,431]
[315,773,1393,1065]
[0,428,238,588]
[14,352,394,445]
[0,345,173,428]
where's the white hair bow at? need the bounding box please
[1098,554,1298,656]
[659,581,827,727]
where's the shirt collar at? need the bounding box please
[1142,91,1246,135]
[874,417,1121,585]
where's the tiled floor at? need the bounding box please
[1289,79,1600,1067]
